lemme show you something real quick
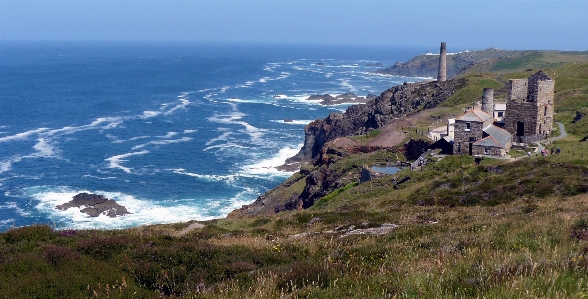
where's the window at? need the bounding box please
[465,122,471,131]
[497,111,504,117]
[484,147,490,154]
[469,137,477,143]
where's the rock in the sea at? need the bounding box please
[284,118,293,122]
[56,193,130,218]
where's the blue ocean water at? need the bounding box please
[0,41,426,231]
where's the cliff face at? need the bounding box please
[229,78,468,218]
[288,78,467,163]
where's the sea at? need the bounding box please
[0,41,427,232]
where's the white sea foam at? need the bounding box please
[242,145,302,175]
[184,129,197,134]
[0,159,17,174]
[164,98,191,115]
[270,119,313,125]
[205,130,233,146]
[30,187,217,230]
[141,111,161,119]
[27,138,58,158]
[259,77,269,83]
[170,168,236,183]
[105,150,149,173]
[207,107,265,141]
[131,137,193,150]
[81,175,117,180]
[0,202,30,216]
[0,128,49,143]
[203,143,249,152]
[159,132,179,138]
[0,219,15,226]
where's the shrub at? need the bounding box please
[3,224,56,244]
[42,244,80,266]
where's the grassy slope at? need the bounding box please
[2,55,588,299]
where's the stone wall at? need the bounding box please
[453,120,485,154]
[471,139,511,157]
[505,72,555,137]
[509,79,528,102]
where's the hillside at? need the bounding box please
[2,55,588,298]
[377,49,588,79]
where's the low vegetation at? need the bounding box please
[3,56,588,298]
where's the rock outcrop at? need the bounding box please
[56,193,130,218]
[287,78,467,163]
[230,78,468,218]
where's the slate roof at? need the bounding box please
[472,125,512,148]
[455,109,492,123]
[483,125,512,147]
[473,136,502,147]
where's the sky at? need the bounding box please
[1,0,587,51]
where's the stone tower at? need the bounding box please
[504,70,555,143]
[481,88,494,116]
[437,42,447,82]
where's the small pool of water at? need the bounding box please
[370,165,404,174]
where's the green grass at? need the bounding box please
[3,56,588,299]
[440,76,504,108]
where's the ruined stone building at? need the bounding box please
[430,42,555,157]
[452,107,513,157]
[448,71,554,157]
[504,70,555,144]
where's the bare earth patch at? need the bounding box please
[176,222,205,236]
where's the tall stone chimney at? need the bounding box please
[481,88,494,116]
[437,42,447,82]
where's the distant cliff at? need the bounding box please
[287,78,468,163]
[376,48,520,79]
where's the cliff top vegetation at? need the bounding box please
[2,52,588,299]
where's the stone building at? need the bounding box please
[447,71,554,157]
[452,108,512,157]
[504,71,555,144]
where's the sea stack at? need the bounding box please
[437,42,447,82]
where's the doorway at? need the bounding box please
[517,121,525,136]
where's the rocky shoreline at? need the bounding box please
[232,78,469,217]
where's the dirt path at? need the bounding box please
[176,222,205,236]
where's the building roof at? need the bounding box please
[455,109,492,123]
[494,103,506,111]
[475,125,512,148]
[473,136,502,147]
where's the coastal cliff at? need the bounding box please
[230,78,468,217]
[287,78,467,163]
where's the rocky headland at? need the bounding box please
[376,48,519,79]
[230,77,468,217]
[56,192,130,218]
[288,78,467,163]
